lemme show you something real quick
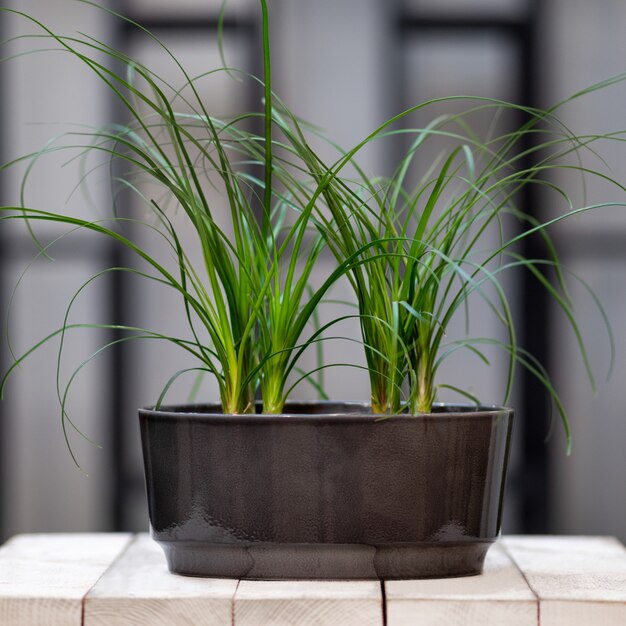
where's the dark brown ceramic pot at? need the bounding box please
[139,402,513,580]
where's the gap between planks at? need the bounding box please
[81,534,136,626]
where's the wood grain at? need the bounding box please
[385,542,537,626]
[502,535,626,626]
[0,532,132,626]
[234,579,383,625]
[84,534,238,626]
[3,533,626,625]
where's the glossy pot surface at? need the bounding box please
[139,402,513,579]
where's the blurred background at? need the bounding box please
[1,0,625,542]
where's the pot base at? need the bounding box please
[159,539,491,580]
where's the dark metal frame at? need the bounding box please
[395,1,548,532]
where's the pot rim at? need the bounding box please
[139,401,513,423]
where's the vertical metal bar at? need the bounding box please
[109,226,126,531]
[387,0,408,179]
[249,15,265,226]
[0,10,6,542]
[517,0,550,533]
[107,0,127,532]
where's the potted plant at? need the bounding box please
[1,1,622,579]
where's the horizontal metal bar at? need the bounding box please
[0,236,112,262]
[120,15,255,35]
[554,230,626,259]
[397,14,531,34]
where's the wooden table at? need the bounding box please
[1,534,625,625]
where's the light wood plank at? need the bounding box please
[84,534,238,626]
[234,579,383,625]
[502,535,626,626]
[0,532,132,626]
[385,542,537,626]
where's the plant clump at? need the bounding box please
[1,0,624,458]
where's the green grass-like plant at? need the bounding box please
[1,0,624,456]
[272,94,623,437]
[1,0,363,426]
